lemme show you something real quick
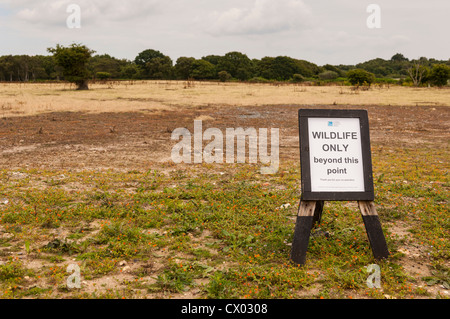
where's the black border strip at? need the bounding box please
[299,109,374,201]
[3,299,440,317]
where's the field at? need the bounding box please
[0,81,448,299]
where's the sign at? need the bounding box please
[291,109,389,266]
[298,109,374,201]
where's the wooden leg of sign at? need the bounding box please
[290,201,317,266]
[312,200,324,226]
[358,201,390,260]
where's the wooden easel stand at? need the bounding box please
[290,200,390,265]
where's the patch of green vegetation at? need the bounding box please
[0,145,447,299]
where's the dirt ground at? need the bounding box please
[1,103,448,171]
[0,85,449,299]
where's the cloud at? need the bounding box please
[207,0,313,36]
[2,0,164,28]
[0,0,447,65]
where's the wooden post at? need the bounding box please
[312,200,324,226]
[291,200,389,265]
[358,201,390,260]
[290,201,317,266]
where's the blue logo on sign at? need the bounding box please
[328,121,333,127]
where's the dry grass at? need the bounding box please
[1,81,449,117]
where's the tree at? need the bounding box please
[30,55,54,80]
[391,53,408,62]
[88,54,127,79]
[269,56,300,81]
[0,55,16,81]
[175,57,195,79]
[120,63,140,79]
[202,55,222,66]
[3,48,448,84]
[190,60,215,80]
[356,58,392,77]
[256,57,276,80]
[134,49,173,79]
[135,49,165,68]
[217,52,254,81]
[429,64,450,87]
[294,59,321,78]
[322,64,344,77]
[255,56,319,81]
[48,43,95,90]
[29,55,60,80]
[388,54,410,78]
[146,56,173,79]
[347,69,376,86]
[407,60,429,87]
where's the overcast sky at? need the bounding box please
[0,0,448,65]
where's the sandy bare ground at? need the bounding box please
[1,82,448,171]
[0,102,448,171]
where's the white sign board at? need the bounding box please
[308,117,365,192]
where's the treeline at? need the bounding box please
[0,49,449,86]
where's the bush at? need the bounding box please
[96,72,111,80]
[218,71,231,82]
[429,64,450,87]
[291,74,305,83]
[248,77,271,83]
[318,71,339,81]
[347,69,376,87]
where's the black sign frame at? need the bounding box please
[299,109,375,201]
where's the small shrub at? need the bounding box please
[318,71,339,81]
[291,74,305,83]
[218,71,231,82]
[0,258,28,283]
[347,69,376,87]
[248,77,271,83]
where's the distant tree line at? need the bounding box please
[0,46,449,88]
